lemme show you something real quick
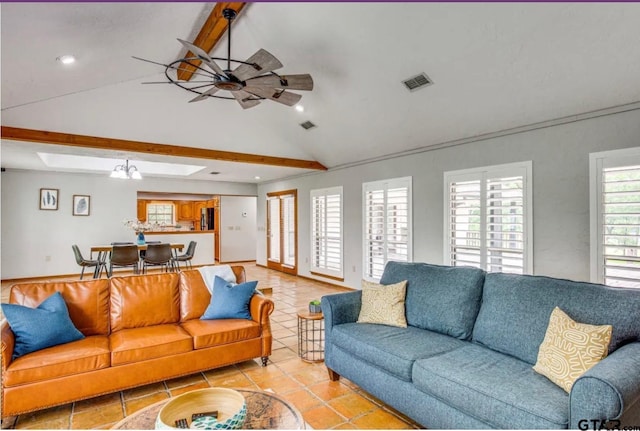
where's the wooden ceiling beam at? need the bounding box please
[177,2,247,82]
[0,126,327,171]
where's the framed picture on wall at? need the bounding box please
[39,188,59,210]
[73,195,90,216]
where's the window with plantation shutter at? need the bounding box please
[363,177,412,281]
[590,148,640,288]
[310,187,343,279]
[445,162,532,274]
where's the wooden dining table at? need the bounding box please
[90,243,184,277]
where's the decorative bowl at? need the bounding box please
[155,388,246,430]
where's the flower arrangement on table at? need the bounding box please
[123,219,160,244]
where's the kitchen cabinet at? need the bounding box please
[137,200,148,222]
[207,197,219,208]
[177,201,195,221]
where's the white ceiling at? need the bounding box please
[2,2,640,183]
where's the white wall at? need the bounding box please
[0,171,256,279]
[257,108,640,289]
[219,195,257,262]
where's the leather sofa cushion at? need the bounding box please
[379,262,485,340]
[412,343,568,429]
[110,273,180,331]
[8,279,110,336]
[110,324,192,366]
[472,272,640,365]
[179,268,248,321]
[3,336,110,386]
[181,319,261,349]
[332,323,465,381]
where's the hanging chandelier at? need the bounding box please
[110,160,142,180]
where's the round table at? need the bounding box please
[112,388,305,429]
[297,310,324,363]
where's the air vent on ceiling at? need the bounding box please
[209,171,220,175]
[402,73,433,92]
[300,121,316,130]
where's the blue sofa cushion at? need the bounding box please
[472,273,640,365]
[379,261,485,339]
[413,344,569,429]
[332,322,466,381]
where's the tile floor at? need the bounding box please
[1,264,422,430]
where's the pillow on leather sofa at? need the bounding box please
[201,276,258,320]
[1,291,85,359]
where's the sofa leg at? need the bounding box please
[327,367,340,381]
[261,356,269,367]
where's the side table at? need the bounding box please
[297,310,324,363]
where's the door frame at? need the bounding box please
[266,189,298,275]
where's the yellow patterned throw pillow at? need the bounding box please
[533,307,612,392]
[357,279,408,328]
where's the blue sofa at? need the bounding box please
[321,262,640,429]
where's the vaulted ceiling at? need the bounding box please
[2,3,640,183]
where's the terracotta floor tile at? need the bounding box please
[165,373,207,389]
[124,392,169,416]
[254,374,302,394]
[243,365,286,384]
[351,408,414,429]
[202,365,241,379]
[278,388,323,413]
[70,402,124,429]
[302,405,347,430]
[328,392,376,418]
[332,423,360,430]
[208,372,257,389]
[290,365,331,386]
[122,382,167,400]
[169,381,212,397]
[73,392,121,412]
[309,381,353,401]
[274,357,316,373]
[268,347,298,363]
[14,404,72,430]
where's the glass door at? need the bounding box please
[267,190,297,274]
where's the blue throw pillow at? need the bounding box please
[1,292,85,360]
[201,276,258,320]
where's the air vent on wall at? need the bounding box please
[402,73,433,92]
[300,121,316,130]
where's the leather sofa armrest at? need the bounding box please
[570,342,640,429]
[249,294,274,326]
[1,319,15,372]
[249,294,274,358]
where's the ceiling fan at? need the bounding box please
[134,8,313,110]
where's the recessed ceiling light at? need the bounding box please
[57,55,76,65]
[254,176,261,180]
[295,105,304,113]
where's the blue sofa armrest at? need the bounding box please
[570,342,640,429]
[321,291,362,332]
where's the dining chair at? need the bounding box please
[109,244,140,277]
[172,241,197,270]
[141,243,174,273]
[72,245,105,279]
[139,241,161,259]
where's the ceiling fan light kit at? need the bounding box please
[136,8,313,110]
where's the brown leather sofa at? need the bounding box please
[1,266,274,418]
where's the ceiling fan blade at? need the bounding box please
[188,86,221,103]
[177,38,225,76]
[244,86,302,106]
[232,90,261,109]
[231,49,283,82]
[143,80,214,84]
[245,74,314,91]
